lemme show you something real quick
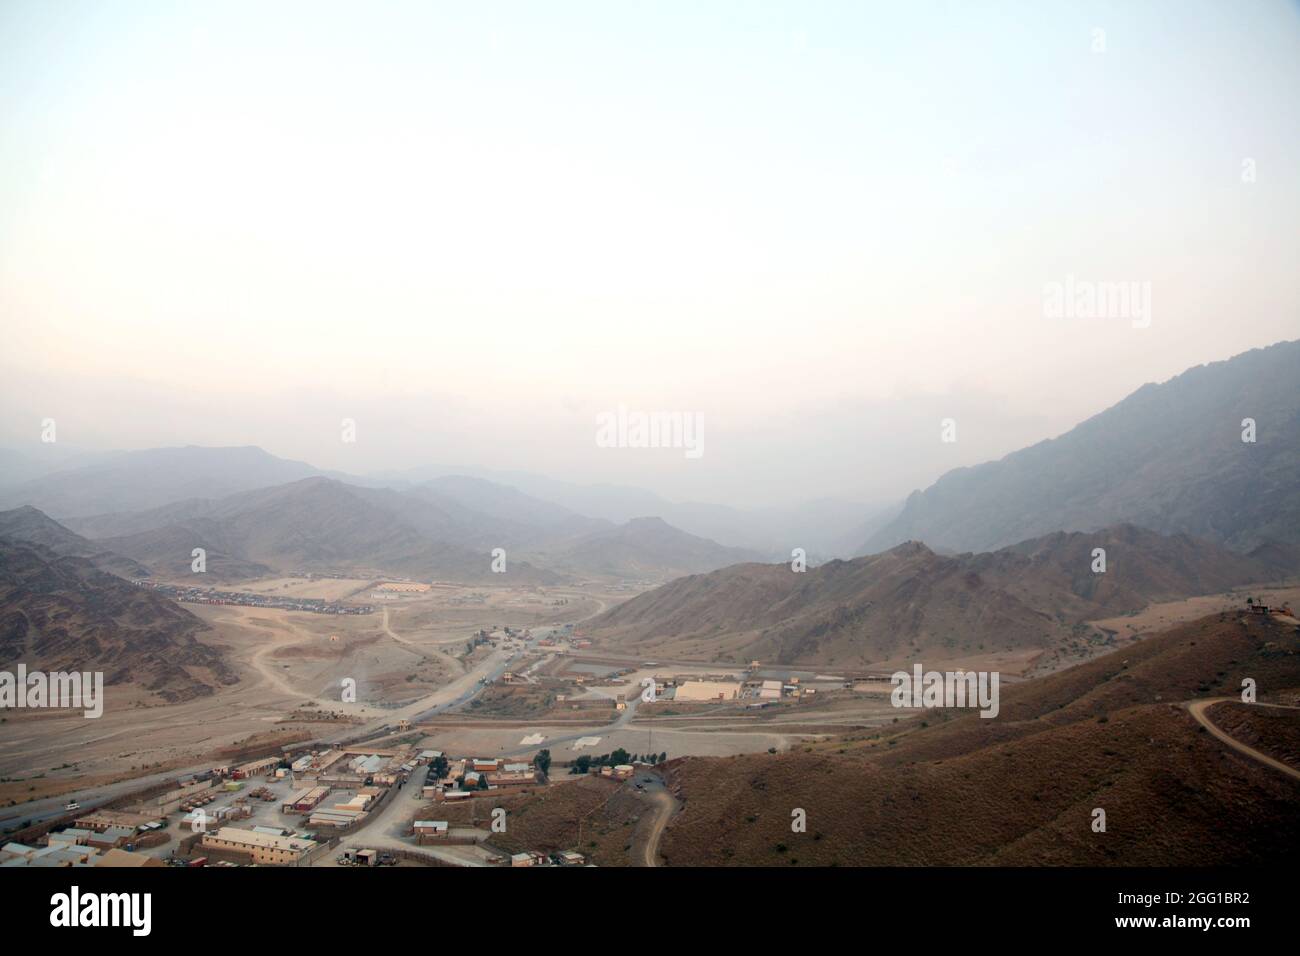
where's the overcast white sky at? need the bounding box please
[1,0,1298,508]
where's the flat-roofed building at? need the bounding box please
[77,809,162,832]
[414,820,449,844]
[4,846,79,867]
[375,581,431,593]
[1,842,39,862]
[308,808,367,828]
[674,680,742,702]
[252,825,294,837]
[86,826,135,849]
[282,786,330,813]
[233,756,279,779]
[201,827,318,865]
[183,805,243,831]
[486,764,537,787]
[30,845,98,867]
[46,828,93,847]
[94,848,164,868]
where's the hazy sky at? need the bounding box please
[2,0,1297,508]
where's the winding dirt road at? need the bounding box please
[639,789,675,866]
[1186,697,1300,782]
[382,607,464,674]
[627,772,678,867]
[247,616,316,700]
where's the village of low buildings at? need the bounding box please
[3,738,599,869]
[5,611,870,872]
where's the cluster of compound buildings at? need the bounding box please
[15,743,428,868]
[419,754,539,805]
[18,735,622,869]
[174,746,429,865]
[2,807,170,869]
[405,751,597,868]
[132,581,374,615]
[369,581,433,601]
[644,673,819,704]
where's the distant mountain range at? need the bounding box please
[0,474,759,701]
[0,537,236,702]
[0,445,336,518]
[524,516,760,580]
[0,444,878,559]
[1,340,1295,621]
[3,341,1296,567]
[40,474,754,584]
[61,478,564,584]
[587,524,1294,667]
[395,467,879,558]
[863,339,1300,555]
[0,442,861,566]
[0,446,116,489]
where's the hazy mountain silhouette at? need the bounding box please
[863,340,1300,555]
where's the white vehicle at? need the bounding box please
[64,802,81,812]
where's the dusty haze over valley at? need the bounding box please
[0,1,1297,913]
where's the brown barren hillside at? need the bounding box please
[0,506,150,579]
[589,525,1288,667]
[430,776,642,866]
[1204,700,1300,769]
[654,612,1300,866]
[0,539,237,702]
[856,610,1300,766]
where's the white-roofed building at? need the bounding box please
[413,820,449,843]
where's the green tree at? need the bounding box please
[534,749,551,775]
